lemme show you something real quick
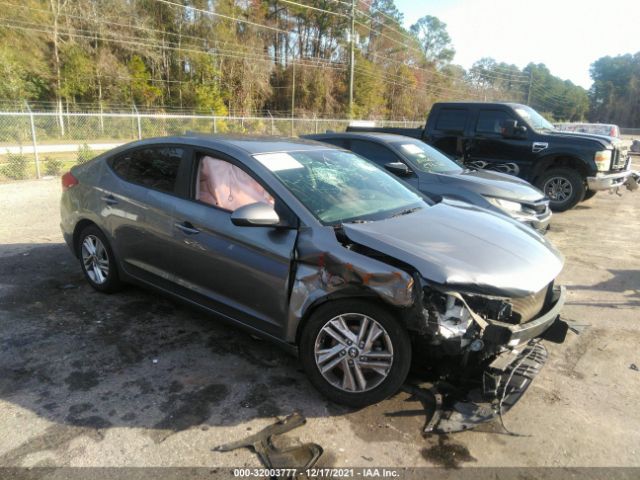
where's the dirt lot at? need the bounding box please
[0,178,639,474]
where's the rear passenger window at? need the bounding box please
[110,147,184,193]
[476,110,513,134]
[349,140,399,167]
[435,109,467,132]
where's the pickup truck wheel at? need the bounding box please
[299,300,411,408]
[537,168,585,212]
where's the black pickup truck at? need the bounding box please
[347,102,636,211]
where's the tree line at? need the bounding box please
[0,0,635,126]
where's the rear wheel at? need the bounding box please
[300,300,411,407]
[78,225,122,293]
[536,168,585,212]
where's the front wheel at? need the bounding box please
[536,168,585,212]
[300,300,411,408]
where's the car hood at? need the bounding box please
[546,130,614,148]
[342,199,563,297]
[439,169,545,202]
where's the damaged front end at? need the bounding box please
[409,280,570,432]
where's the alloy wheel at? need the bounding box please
[81,234,110,285]
[314,313,394,393]
[543,176,573,202]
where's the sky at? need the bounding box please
[394,0,640,89]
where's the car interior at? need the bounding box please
[196,155,274,211]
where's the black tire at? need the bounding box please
[582,190,598,202]
[77,225,123,293]
[299,299,411,408]
[536,168,585,212]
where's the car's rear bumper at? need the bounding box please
[587,169,633,191]
[62,229,74,255]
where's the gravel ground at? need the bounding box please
[0,178,639,474]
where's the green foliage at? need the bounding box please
[60,44,95,102]
[0,0,608,124]
[2,152,28,180]
[128,55,162,108]
[589,52,640,126]
[44,156,63,176]
[410,16,455,66]
[353,55,387,118]
[76,144,94,164]
[0,47,41,101]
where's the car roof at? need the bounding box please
[306,132,419,143]
[118,134,335,155]
[434,101,527,109]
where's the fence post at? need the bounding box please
[133,104,142,140]
[99,101,105,135]
[57,98,65,136]
[314,114,318,134]
[213,116,217,134]
[268,111,274,135]
[25,102,41,179]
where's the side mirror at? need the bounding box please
[231,202,281,227]
[384,162,412,176]
[501,120,527,138]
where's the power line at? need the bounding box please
[153,0,289,34]
[0,18,347,71]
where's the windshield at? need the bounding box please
[391,140,462,174]
[514,105,555,131]
[254,150,424,225]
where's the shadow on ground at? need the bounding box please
[0,244,475,467]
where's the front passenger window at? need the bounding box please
[196,156,274,211]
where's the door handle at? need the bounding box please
[174,221,200,235]
[101,194,118,205]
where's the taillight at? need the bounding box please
[610,126,616,137]
[61,171,79,191]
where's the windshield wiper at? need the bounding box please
[390,207,422,218]
[343,219,370,224]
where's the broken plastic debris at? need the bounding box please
[213,413,322,470]
[630,364,639,372]
[400,342,548,435]
[152,359,158,364]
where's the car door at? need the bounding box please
[427,107,469,159]
[168,150,298,338]
[102,145,189,286]
[348,139,420,189]
[465,108,536,178]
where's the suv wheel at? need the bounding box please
[537,168,585,212]
[300,300,411,408]
[78,225,122,293]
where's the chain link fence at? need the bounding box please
[0,111,421,180]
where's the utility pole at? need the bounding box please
[348,0,355,117]
[291,61,296,136]
[527,71,533,105]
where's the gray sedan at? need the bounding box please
[61,135,566,407]
[304,132,552,233]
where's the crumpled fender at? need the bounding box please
[285,226,415,342]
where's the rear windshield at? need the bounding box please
[391,140,462,174]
